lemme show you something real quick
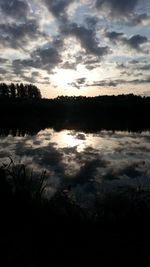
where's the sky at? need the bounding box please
[0,0,150,98]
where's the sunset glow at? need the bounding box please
[0,0,149,97]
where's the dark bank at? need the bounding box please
[0,83,150,134]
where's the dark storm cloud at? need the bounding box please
[12,40,63,74]
[0,0,29,19]
[96,0,139,17]
[61,22,110,56]
[43,0,74,17]
[0,20,46,49]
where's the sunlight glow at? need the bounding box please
[63,134,83,147]
[52,69,78,88]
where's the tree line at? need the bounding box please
[1,93,150,134]
[0,83,41,99]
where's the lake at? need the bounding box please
[0,128,150,208]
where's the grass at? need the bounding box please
[2,157,48,200]
[1,158,150,224]
[1,159,150,266]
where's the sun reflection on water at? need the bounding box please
[63,134,80,147]
[62,132,86,151]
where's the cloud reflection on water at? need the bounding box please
[0,129,150,207]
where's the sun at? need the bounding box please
[52,69,78,89]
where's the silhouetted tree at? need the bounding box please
[28,84,41,99]
[0,83,9,98]
[9,83,16,98]
[0,83,42,99]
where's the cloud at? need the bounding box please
[68,131,86,140]
[129,60,140,64]
[31,44,62,69]
[120,71,132,77]
[0,67,7,74]
[61,61,76,70]
[74,159,104,185]
[116,60,150,75]
[96,0,139,17]
[105,31,124,43]
[0,57,8,63]
[76,133,86,140]
[106,31,148,51]
[88,77,150,87]
[63,155,107,187]
[125,35,148,50]
[85,16,99,28]
[15,141,65,174]
[69,77,86,89]
[12,39,63,75]
[83,57,101,70]
[61,22,110,56]
[75,78,86,85]
[0,19,46,49]
[1,129,150,209]
[103,162,143,181]
[138,64,150,71]
[131,13,150,26]
[0,0,29,20]
[43,0,74,18]
[0,0,149,92]
[22,71,50,85]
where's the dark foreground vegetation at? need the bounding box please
[1,161,150,266]
[0,90,150,135]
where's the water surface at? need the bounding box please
[1,129,150,207]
